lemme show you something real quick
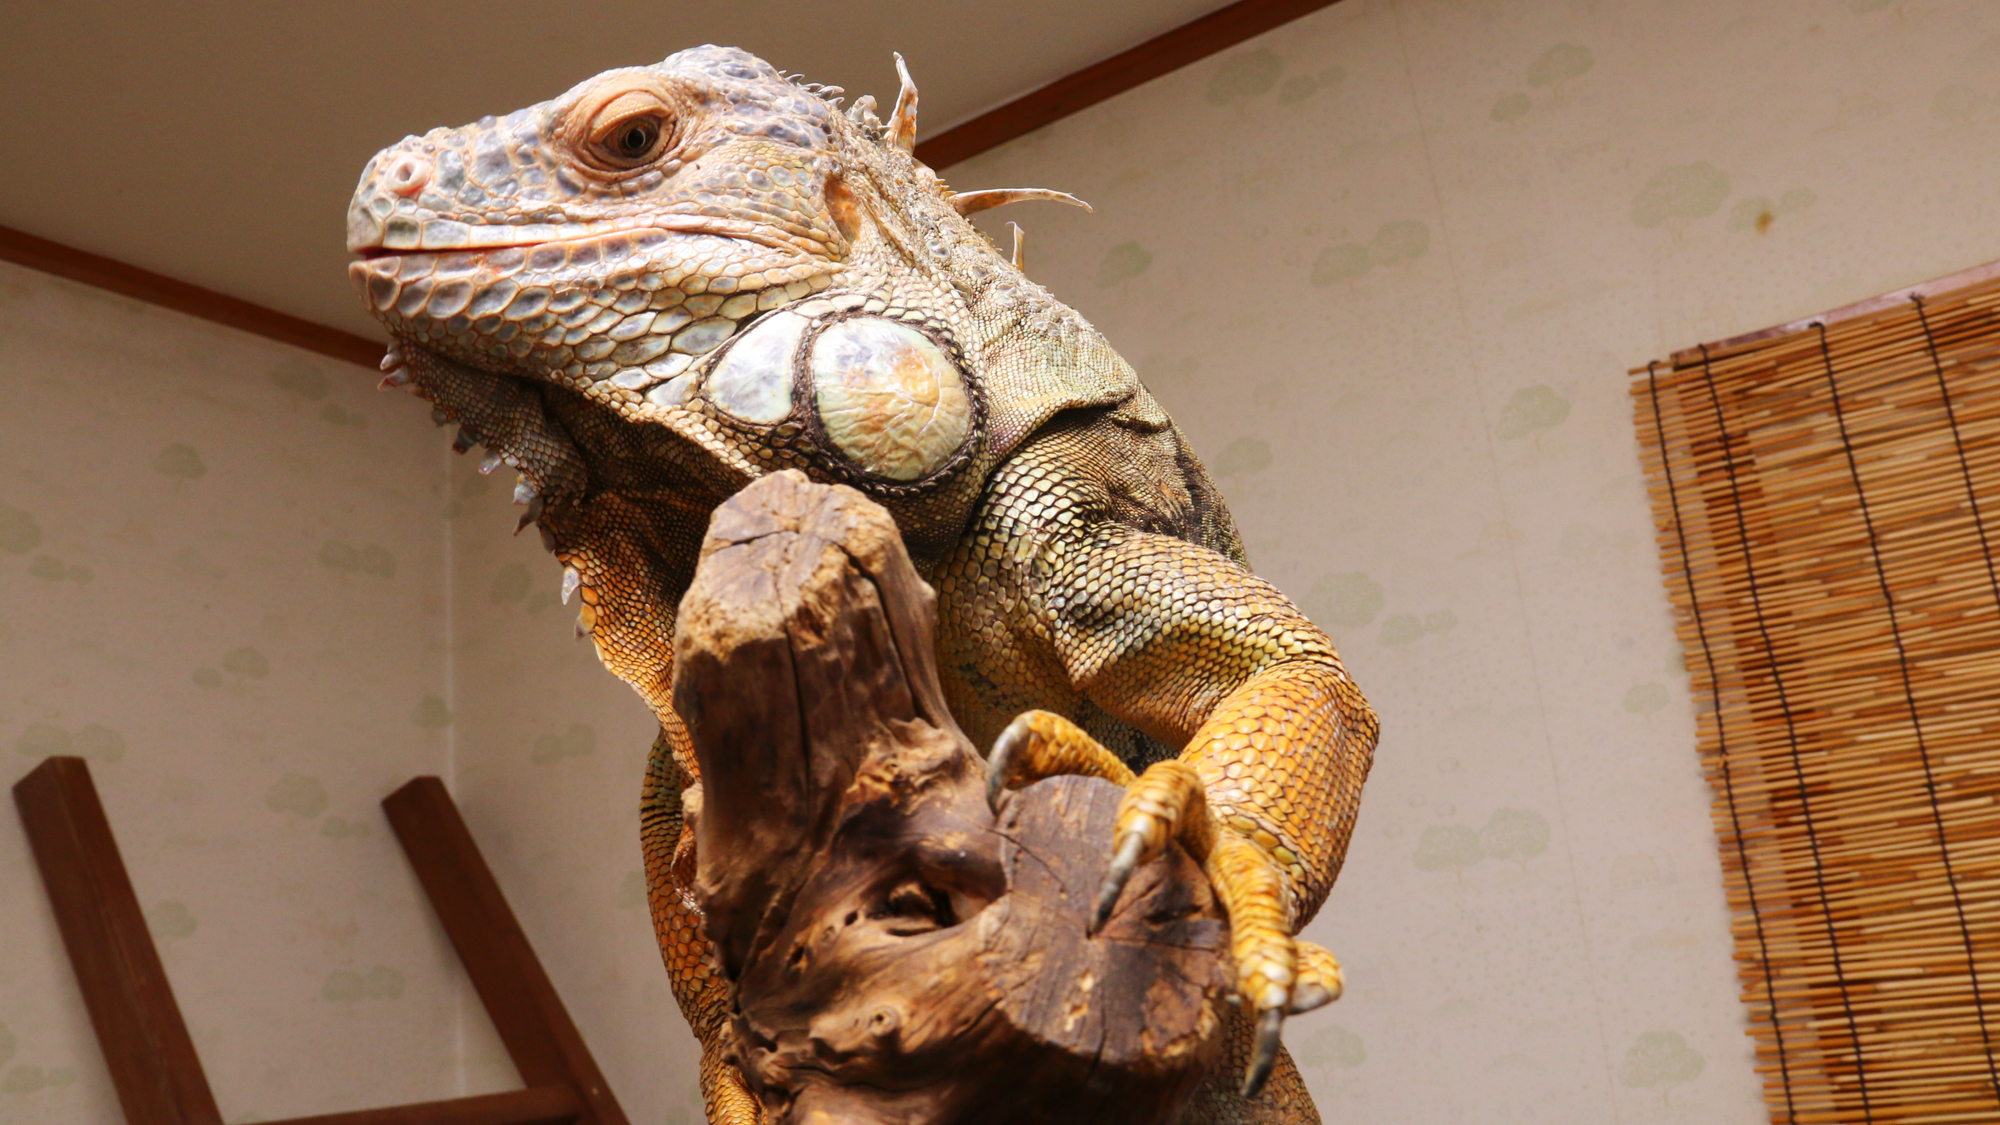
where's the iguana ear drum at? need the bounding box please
[703,311,808,422]
[807,318,971,482]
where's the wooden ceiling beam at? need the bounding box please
[0,224,384,369]
[917,0,1345,170]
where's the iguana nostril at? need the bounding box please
[384,154,432,196]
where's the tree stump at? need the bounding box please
[671,470,1229,1125]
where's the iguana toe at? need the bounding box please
[1093,760,1216,931]
[985,709,1135,814]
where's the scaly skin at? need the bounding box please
[347,45,1376,1124]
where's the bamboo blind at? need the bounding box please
[1633,275,2000,1123]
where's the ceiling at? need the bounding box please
[0,1,1227,340]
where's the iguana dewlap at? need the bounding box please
[346,45,1376,1125]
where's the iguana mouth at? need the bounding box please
[346,211,830,261]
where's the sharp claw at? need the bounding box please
[1241,1007,1283,1098]
[1089,832,1145,934]
[377,368,411,390]
[514,493,545,534]
[380,348,403,372]
[986,717,1029,813]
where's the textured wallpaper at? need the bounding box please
[945,0,2000,1121]
[0,261,471,1122]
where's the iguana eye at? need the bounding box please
[582,87,676,169]
[595,115,666,166]
[611,119,661,160]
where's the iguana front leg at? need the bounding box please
[988,711,1344,1019]
[1039,523,1377,1097]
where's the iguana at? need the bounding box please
[346,46,1376,1125]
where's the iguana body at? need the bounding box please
[346,46,1376,1125]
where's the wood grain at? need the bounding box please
[382,778,629,1125]
[12,757,224,1125]
[673,471,1226,1124]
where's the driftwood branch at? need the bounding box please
[671,471,1228,1125]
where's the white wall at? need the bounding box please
[0,258,695,1122]
[0,261,477,1123]
[947,0,2000,1121]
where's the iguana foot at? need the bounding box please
[990,713,1344,1100]
[1096,759,1344,1098]
[986,710,1136,810]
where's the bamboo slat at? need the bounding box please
[1633,280,2000,1123]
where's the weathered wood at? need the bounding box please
[13,756,223,1125]
[14,755,621,1125]
[382,778,628,1125]
[672,470,1227,1125]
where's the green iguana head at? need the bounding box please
[347,45,1128,543]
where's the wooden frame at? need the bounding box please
[0,0,1344,373]
[11,757,628,1125]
